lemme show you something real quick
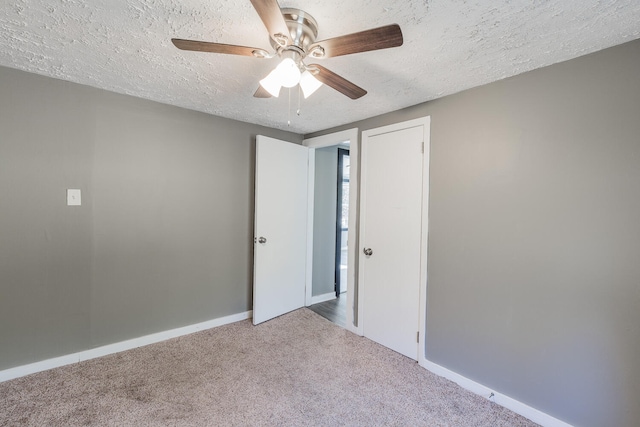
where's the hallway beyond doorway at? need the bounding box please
[308,295,346,327]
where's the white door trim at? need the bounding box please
[360,117,430,360]
[303,128,361,336]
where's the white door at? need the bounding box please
[253,135,309,325]
[360,124,426,359]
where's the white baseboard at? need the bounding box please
[310,292,336,305]
[0,310,253,383]
[419,358,573,427]
[1,310,572,427]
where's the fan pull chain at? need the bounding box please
[297,85,301,116]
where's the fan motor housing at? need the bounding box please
[271,8,318,55]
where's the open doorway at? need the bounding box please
[304,128,360,336]
[308,144,349,327]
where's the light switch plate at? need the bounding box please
[67,189,81,206]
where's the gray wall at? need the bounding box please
[0,65,301,369]
[306,39,640,427]
[312,146,338,297]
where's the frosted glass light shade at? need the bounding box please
[259,69,282,97]
[275,58,301,88]
[259,58,319,98]
[300,70,322,98]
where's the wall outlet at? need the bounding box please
[67,189,81,206]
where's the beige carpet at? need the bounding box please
[0,309,538,426]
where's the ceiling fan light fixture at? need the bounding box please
[173,2,405,103]
[300,70,322,98]
[259,69,282,97]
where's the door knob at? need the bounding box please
[258,237,267,244]
[363,247,373,256]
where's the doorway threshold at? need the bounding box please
[308,295,346,327]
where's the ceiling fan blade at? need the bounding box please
[171,39,267,57]
[250,0,292,46]
[308,64,367,99]
[253,85,273,98]
[308,24,403,58]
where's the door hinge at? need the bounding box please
[421,141,425,153]
[417,331,420,343]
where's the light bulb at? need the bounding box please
[299,70,323,98]
[275,58,301,88]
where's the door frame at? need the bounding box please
[335,147,349,298]
[303,128,361,336]
[360,116,430,362]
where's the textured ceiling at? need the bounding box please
[1,0,639,134]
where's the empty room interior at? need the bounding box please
[1,1,639,426]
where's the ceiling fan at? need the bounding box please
[171,0,403,100]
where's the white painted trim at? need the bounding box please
[303,129,354,148]
[346,131,361,336]
[419,116,431,364]
[0,310,252,383]
[311,292,337,305]
[303,128,361,337]
[418,358,573,427]
[305,148,316,307]
[0,353,80,384]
